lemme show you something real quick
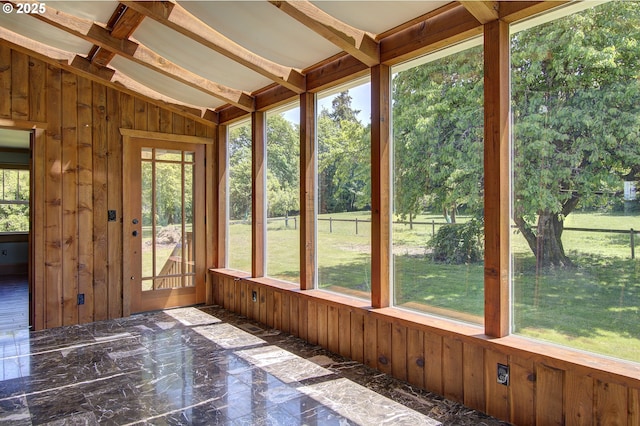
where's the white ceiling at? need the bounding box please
[0,0,451,114]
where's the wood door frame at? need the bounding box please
[121,129,211,316]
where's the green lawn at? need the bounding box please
[227,210,640,363]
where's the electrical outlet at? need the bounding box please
[497,363,509,386]
[77,293,85,305]
[1,249,7,256]
[252,291,258,302]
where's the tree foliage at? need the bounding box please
[393,1,640,267]
[511,0,640,266]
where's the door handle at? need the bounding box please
[132,218,139,224]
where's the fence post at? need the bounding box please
[294,217,297,230]
[330,217,333,233]
[285,216,289,228]
[356,217,359,235]
[410,213,413,230]
[432,219,435,237]
[631,228,635,259]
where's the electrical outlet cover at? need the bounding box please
[497,363,509,386]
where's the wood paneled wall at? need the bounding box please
[0,43,215,330]
[211,270,640,426]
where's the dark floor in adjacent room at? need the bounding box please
[0,277,508,425]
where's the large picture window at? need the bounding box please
[391,41,484,324]
[266,104,300,283]
[511,1,640,362]
[227,120,252,272]
[316,79,371,299]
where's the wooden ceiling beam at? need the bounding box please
[460,1,499,24]
[18,2,255,112]
[122,1,306,94]
[269,0,379,67]
[92,6,146,67]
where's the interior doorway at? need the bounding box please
[0,128,32,330]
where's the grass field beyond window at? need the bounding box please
[231,211,639,363]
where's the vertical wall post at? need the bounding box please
[252,111,266,277]
[484,19,511,337]
[216,124,227,269]
[300,93,316,290]
[371,64,391,308]
[205,125,216,304]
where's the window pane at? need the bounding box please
[511,1,640,362]
[228,120,252,272]
[316,80,371,300]
[0,169,30,233]
[392,41,484,325]
[266,105,300,283]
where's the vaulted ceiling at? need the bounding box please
[0,1,515,124]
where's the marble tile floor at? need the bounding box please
[0,297,509,425]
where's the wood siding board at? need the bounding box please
[424,332,443,395]
[376,318,392,374]
[0,44,10,118]
[443,336,464,402]
[185,118,196,136]
[350,311,364,363]
[147,104,160,133]
[235,279,243,316]
[45,64,63,328]
[327,305,339,354]
[281,292,290,334]
[266,288,274,328]
[307,299,318,345]
[106,87,122,319]
[252,283,260,321]
[298,296,308,340]
[28,58,46,122]
[172,113,185,134]
[290,294,299,337]
[259,285,267,325]
[536,364,564,426]
[338,308,351,358]
[273,290,282,331]
[630,388,639,426]
[120,93,135,130]
[595,380,627,426]
[134,98,147,131]
[406,328,424,389]
[463,343,485,411]
[363,313,377,368]
[391,323,407,382]
[11,51,29,120]
[565,370,594,426]
[77,76,94,324]
[159,108,171,133]
[509,356,535,425]
[61,70,79,326]
[92,82,108,321]
[317,302,328,348]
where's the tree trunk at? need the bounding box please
[534,212,574,268]
[513,193,580,268]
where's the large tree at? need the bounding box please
[511,0,640,267]
[393,1,640,267]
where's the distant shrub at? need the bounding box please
[428,219,483,264]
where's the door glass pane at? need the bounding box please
[141,148,152,160]
[156,149,182,161]
[141,161,153,280]
[184,162,195,280]
[154,161,184,289]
